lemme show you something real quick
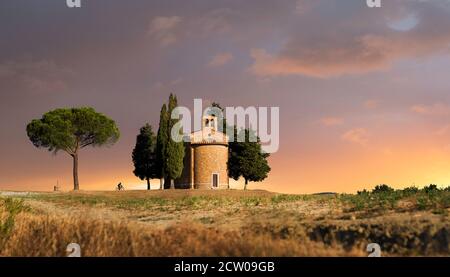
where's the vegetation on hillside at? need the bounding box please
[340,184,450,215]
[0,186,449,257]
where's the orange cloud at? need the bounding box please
[250,1,450,78]
[147,9,235,48]
[411,103,450,116]
[341,128,370,146]
[0,59,71,94]
[294,0,315,15]
[364,100,380,109]
[147,16,182,46]
[319,117,344,126]
[208,52,234,67]
[250,31,450,78]
[435,125,450,136]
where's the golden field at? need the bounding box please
[0,188,449,257]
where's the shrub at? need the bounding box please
[423,184,439,194]
[401,186,419,197]
[271,194,305,204]
[338,194,367,212]
[242,197,264,207]
[357,189,369,196]
[372,184,394,194]
[0,198,29,247]
[438,193,450,208]
[416,195,429,210]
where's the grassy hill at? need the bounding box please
[0,188,449,256]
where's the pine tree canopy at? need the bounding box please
[26,107,120,190]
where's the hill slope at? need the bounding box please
[0,189,449,256]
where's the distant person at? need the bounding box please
[116,182,124,191]
[54,181,60,192]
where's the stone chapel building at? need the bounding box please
[174,115,229,189]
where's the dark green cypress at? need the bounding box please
[156,104,169,189]
[132,124,158,190]
[165,94,185,188]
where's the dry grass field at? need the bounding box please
[0,188,449,257]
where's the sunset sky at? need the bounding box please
[1,0,450,194]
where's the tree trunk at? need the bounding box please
[244,179,248,190]
[147,178,151,190]
[73,154,79,191]
[160,178,164,190]
[170,179,175,189]
[164,176,170,189]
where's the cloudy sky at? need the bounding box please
[1,0,450,193]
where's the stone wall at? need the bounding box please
[193,144,229,190]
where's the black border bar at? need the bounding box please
[0,257,449,276]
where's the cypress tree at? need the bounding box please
[156,104,169,189]
[165,94,185,188]
[132,124,158,190]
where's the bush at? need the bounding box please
[357,189,369,196]
[342,185,450,213]
[416,195,429,210]
[423,184,439,194]
[438,193,450,208]
[372,184,394,194]
[401,186,419,197]
[0,198,29,247]
[271,194,306,204]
